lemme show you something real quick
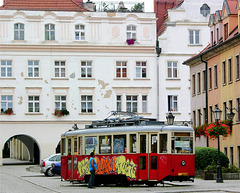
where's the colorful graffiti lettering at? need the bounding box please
[77,155,137,179]
[78,158,90,177]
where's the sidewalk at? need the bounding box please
[1,164,240,193]
[2,158,34,165]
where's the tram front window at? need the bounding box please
[171,132,193,154]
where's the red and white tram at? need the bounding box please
[60,112,195,186]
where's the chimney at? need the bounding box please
[84,1,96,12]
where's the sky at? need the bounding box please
[0,0,154,12]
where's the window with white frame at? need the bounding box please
[209,106,213,123]
[55,61,66,78]
[202,70,206,92]
[45,24,55,40]
[167,61,177,78]
[28,60,39,78]
[116,61,127,78]
[1,60,12,78]
[55,95,67,110]
[222,61,226,85]
[75,24,85,41]
[214,65,218,88]
[1,95,13,111]
[28,96,40,113]
[236,55,240,80]
[237,98,240,122]
[81,61,92,78]
[142,95,147,113]
[192,74,196,95]
[81,95,93,113]
[168,95,178,112]
[136,61,147,78]
[126,96,137,112]
[14,23,24,40]
[189,30,200,45]
[116,95,122,111]
[209,67,212,89]
[228,58,232,83]
[197,72,201,93]
[126,25,136,40]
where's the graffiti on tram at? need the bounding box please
[77,155,137,179]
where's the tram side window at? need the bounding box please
[74,137,77,155]
[61,138,66,156]
[85,136,98,155]
[113,135,126,153]
[159,134,168,153]
[99,135,111,154]
[130,134,137,153]
[171,132,193,154]
[78,136,83,155]
[68,138,71,155]
[151,134,157,153]
[140,135,146,153]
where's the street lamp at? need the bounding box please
[166,112,175,125]
[213,107,223,183]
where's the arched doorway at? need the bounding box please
[2,135,40,165]
[55,141,61,154]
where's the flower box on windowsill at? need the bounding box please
[126,38,136,45]
[1,108,14,115]
[54,109,69,117]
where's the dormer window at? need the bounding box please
[200,4,210,17]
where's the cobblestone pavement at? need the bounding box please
[0,164,240,193]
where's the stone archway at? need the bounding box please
[2,134,40,165]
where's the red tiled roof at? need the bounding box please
[183,44,210,64]
[0,0,88,12]
[227,0,238,14]
[156,0,184,36]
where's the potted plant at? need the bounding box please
[1,108,13,115]
[126,38,136,45]
[54,109,69,117]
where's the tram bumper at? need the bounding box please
[163,175,194,182]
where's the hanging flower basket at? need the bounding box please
[205,122,231,139]
[54,109,69,117]
[194,120,232,138]
[1,108,13,115]
[126,38,136,45]
[194,123,209,137]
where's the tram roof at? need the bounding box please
[61,125,194,137]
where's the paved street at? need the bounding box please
[0,165,240,193]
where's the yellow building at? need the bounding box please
[184,0,240,167]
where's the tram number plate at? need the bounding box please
[178,173,188,176]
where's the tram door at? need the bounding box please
[138,133,158,181]
[67,137,78,180]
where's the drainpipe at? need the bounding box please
[156,40,162,121]
[200,55,209,147]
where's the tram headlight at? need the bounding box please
[181,160,186,166]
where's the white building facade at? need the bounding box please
[0,10,157,165]
[157,0,222,124]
